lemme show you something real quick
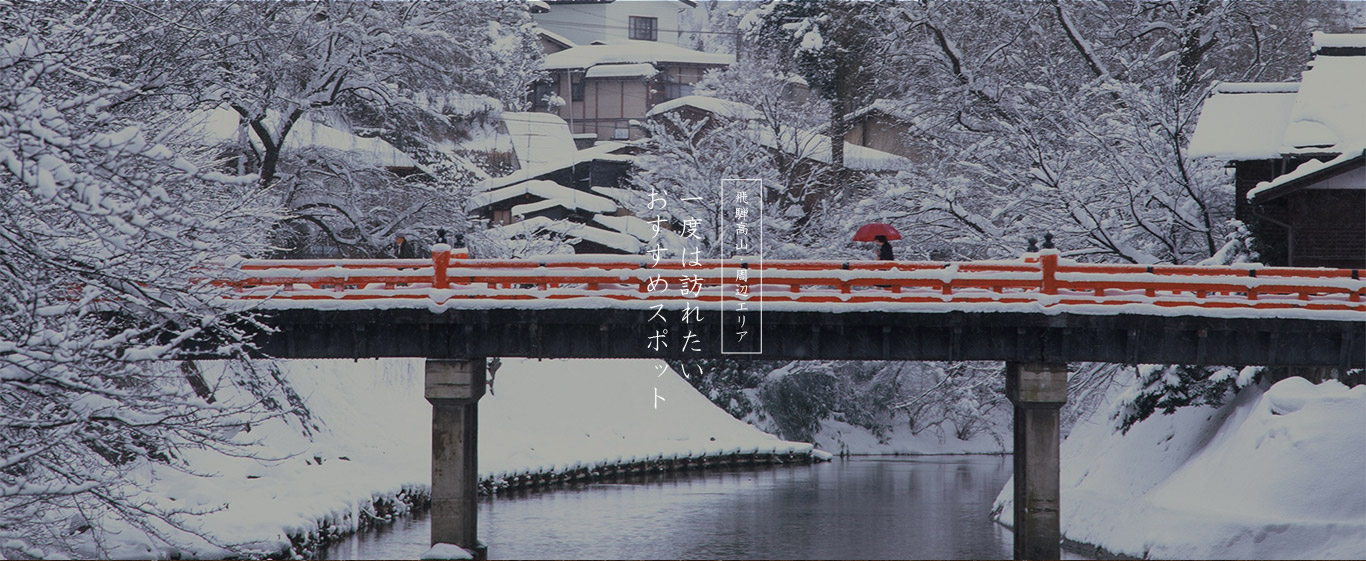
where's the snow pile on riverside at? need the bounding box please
[480,359,823,480]
[85,358,817,558]
[811,418,1007,455]
[993,377,1366,559]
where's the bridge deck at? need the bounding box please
[214,251,1365,318]
[203,251,1365,367]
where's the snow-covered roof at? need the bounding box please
[1281,55,1366,153]
[536,27,574,48]
[1188,85,1299,159]
[590,185,647,208]
[757,125,910,170]
[503,111,576,170]
[649,96,912,171]
[179,106,417,169]
[482,140,636,191]
[584,63,658,79]
[647,95,764,121]
[1312,31,1366,53]
[1248,150,1366,203]
[511,199,567,217]
[845,99,917,124]
[1191,50,1366,159]
[470,179,618,214]
[592,214,689,249]
[1211,82,1300,94]
[543,41,733,70]
[489,216,641,253]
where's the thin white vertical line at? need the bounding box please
[755,178,763,355]
[720,178,728,353]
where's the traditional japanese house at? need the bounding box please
[1189,32,1366,268]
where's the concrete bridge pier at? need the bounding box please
[425,359,487,559]
[1006,362,1068,560]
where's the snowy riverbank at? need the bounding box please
[809,418,1008,456]
[992,376,1366,559]
[78,358,823,559]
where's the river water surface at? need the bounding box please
[322,456,1091,560]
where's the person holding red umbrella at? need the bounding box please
[854,223,901,261]
[875,235,894,260]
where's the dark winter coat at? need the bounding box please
[395,239,416,259]
[878,241,894,261]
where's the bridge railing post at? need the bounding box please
[1040,250,1059,295]
[432,243,451,289]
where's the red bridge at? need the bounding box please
[217,248,1364,314]
[202,247,1364,560]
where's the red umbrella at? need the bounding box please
[853,223,902,242]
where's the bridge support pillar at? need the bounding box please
[425,359,487,560]
[1006,362,1067,560]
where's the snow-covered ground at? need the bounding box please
[811,418,1007,456]
[993,377,1366,559]
[86,358,819,558]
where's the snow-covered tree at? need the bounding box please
[741,1,895,193]
[0,4,302,556]
[152,1,543,257]
[673,0,1355,440]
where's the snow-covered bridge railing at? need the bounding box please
[209,249,1366,318]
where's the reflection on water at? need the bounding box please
[321,456,1089,560]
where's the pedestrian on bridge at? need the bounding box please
[875,235,894,261]
[395,234,416,259]
[853,223,900,261]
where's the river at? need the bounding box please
[322,456,1094,560]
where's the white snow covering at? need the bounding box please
[481,139,635,191]
[220,255,1366,322]
[584,62,658,79]
[845,98,917,123]
[501,111,576,170]
[1189,86,1299,159]
[421,543,473,560]
[509,199,566,217]
[1282,55,1366,152]
[480,359,825,478]
[591,213,690,250]
[812,419,1006,456]
[177,106,417,168]
[590,185,647,208]
[1313,31,1366,51]
[994,377,1366,559]
[1247,150,1365,202]
[1193,51,1366,159]
[536,27,574,48]
[486,216,641,253]
[649,96,913,171]
[77,358,818,558]
[648,95,765,121]
[543,41,733,70]
[1211,82,1301,95]
[468,179,616,214]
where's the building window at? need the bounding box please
[571,75,584,102]
[629,16,657,41]
[531,80,555,112]
[492,210,512,226]
[663,82,693,101]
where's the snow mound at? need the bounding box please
[91,358,815,558]
[994,378,1366,559]
[422,543,474,560]
[812,419,1007,455]
[480,358,816,478]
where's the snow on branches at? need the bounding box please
[0,4,292,557]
